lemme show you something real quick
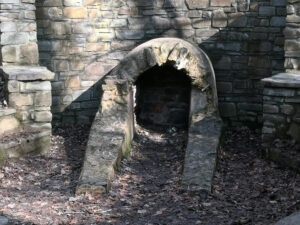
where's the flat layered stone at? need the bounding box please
[182,114,223,193]
[0,66,55,81]
[262,72,300,88]
[274,212,300,225]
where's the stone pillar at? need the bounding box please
[0,0,39,66]
[0,66,54,130]
[284,0,300,73]
[262,0,300,144]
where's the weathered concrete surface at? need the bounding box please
[274,212,300,225]
[182,114,223,193]
[77,38,222,194]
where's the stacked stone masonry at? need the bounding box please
[284,0,300,72]
[262,73,300,143]
[35,0,287,125]
[262,0,300,144]
[0,0,39,65]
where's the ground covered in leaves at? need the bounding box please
[0,125,299,225]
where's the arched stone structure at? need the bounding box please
[76,38,223,194]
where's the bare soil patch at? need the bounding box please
[0,125,299,225]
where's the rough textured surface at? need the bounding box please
[182,114,223,193]
[262,72,300,143]
[0,0,39,66]
[34,0,287,125]
[0,130,51,166]
[262,72,300,88]
[274,211,300,225]
[0,66,54,131]
[77,38,221,194]
[0,216,8,225]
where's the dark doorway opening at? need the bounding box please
[135,64,191,128]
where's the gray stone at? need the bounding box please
[219,103,236,117]
[116,30,144,40]
[280,104,294,115]
[263,104,279,113]
[263,88,295,97]
[1,32,29,45]
[0,66,55,81]
[259,6,276,16]
[271,0,287,6]
[0,216,8,225]
[270,17,286,27]
[182,115,222,193]
[186,0,209,9]
[262,73,300,88]
[228,13,248,27]
[20,81,51,92]
[212,10,227,28]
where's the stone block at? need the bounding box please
[285,40,300,51]
[259,6,275,16]
[217,82,232,93]
[54,60,69,72]
[64,7,87,18]
[50,22,71,36]
[263,104,279,113]
[237,0,250,11]
[192,18,211,28]
[0,22,17,32]
[34,91,52,107]
[0,116,19,135]
[214,56,231,70]
[186,0,209,9]
[2,46,17,63]
[34,111,52,122]
[20,44,39,65]
[84,63,115,80]
[64,0,83,6]
[248,56,270,68]
[116,30,144,40]
[212,10,227,28]
[1,32,29,45]
[263,88,295,97]
[72,22,92,33]
[280,104,294,115]
[9,93,33,107]
[228,13,248,27]
[270,17,286,27]
[211,0,232,6]
[20,81,51,92]
[86,43,110,51]
[271,0,287,6]
[219,103,236,117]
[7,80,19,93]
[66,76,81,88]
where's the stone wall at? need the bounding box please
[0,0,39,65]
[262,0,300,144]
[36,0,287,125]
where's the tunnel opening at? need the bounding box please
[134,64,192,129]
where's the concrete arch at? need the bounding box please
[77,38,222,194]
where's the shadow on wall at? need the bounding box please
[35,0,286,129]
